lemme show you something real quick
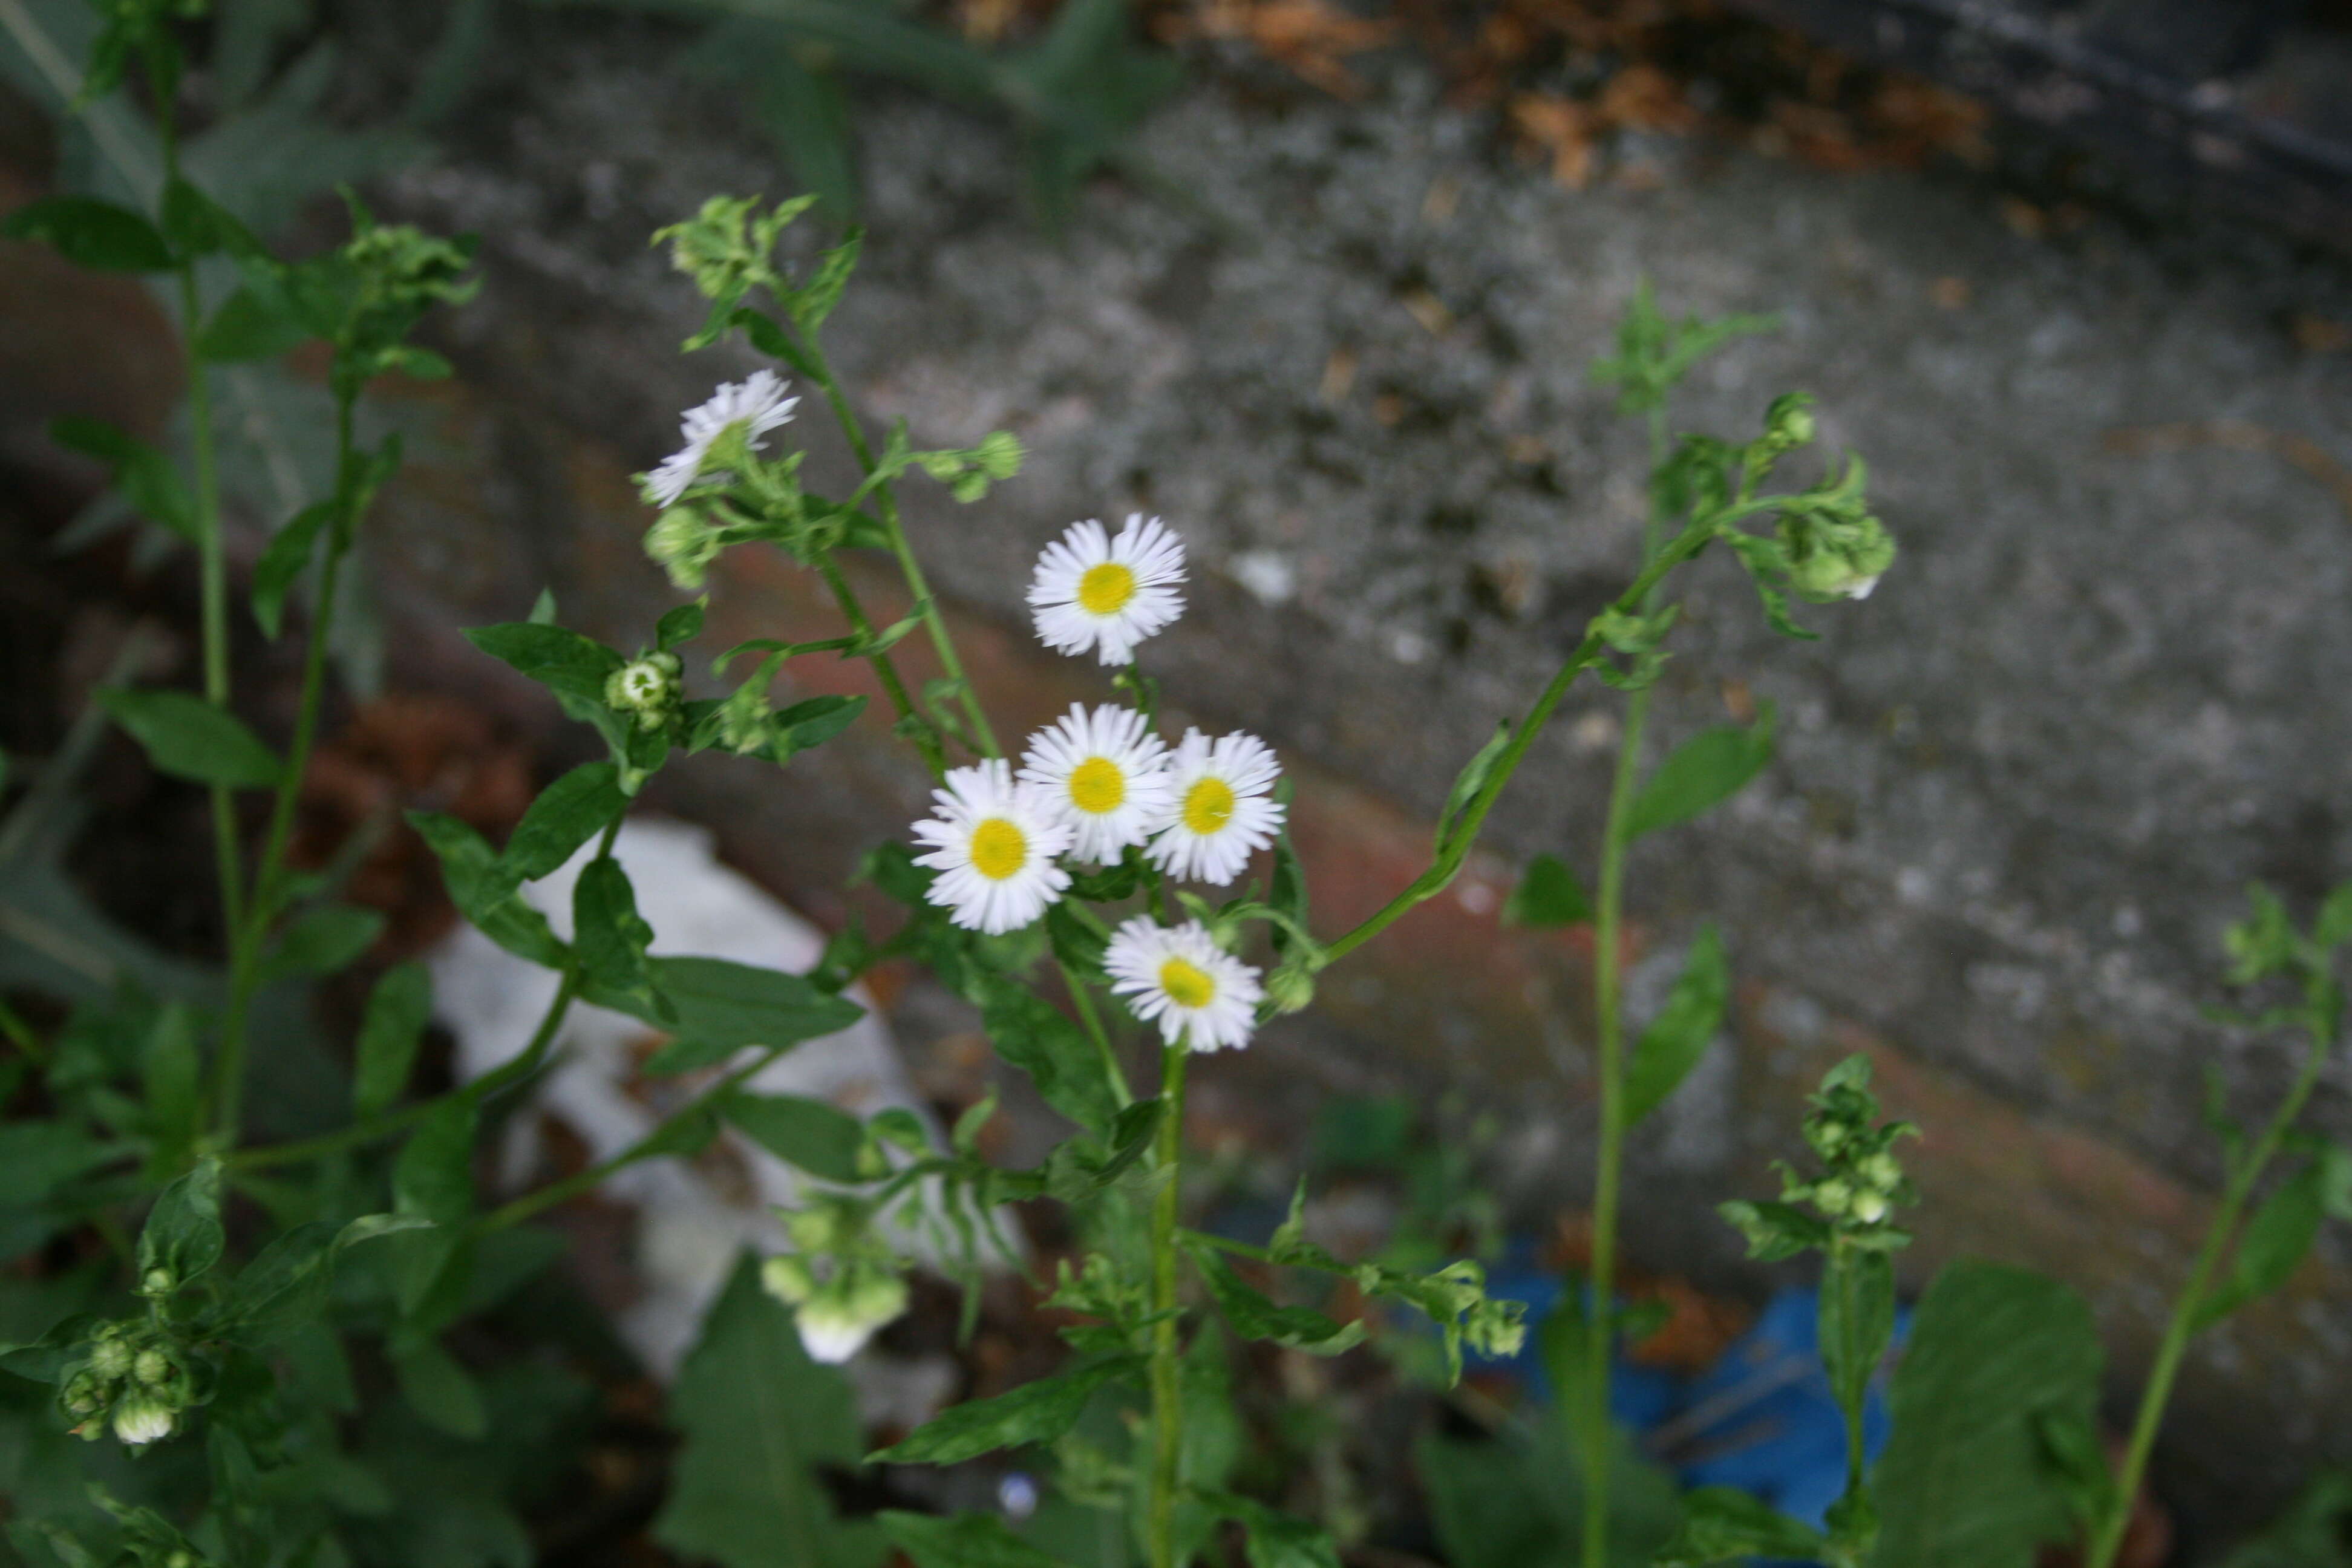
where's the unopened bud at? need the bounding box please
[88,1337,132,1379]
[141,1268,174,1296]
[134,1348,172,1387]
[760,1253,817,1305]
[606,652,684,730]
[1851,1189,1889,1225]
[1813,1178,1853,1218]
[112,1396,175,1448]
[1860,1152,1901,1191]
[645,507,724,590]
[1266,964,1316,1015]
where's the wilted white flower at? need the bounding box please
[642,369,799,508]
[1027,514,1187,665]
[1017,703,1174,864]
[910,760,1073,935]
[1104,917,1264,1053]
[1146,728,1284,887]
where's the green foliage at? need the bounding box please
[1622,707,1774,841]
[95,688,281,789]
[1867,1262,2103,1568]
[654,1259,887,1568]
[881,1511,1067,1568]
[2192,1144,2351,1330]
[1622,926,1727,1128]
[871,1357,1145,1466]
[720,1091,870,1183]
[1419,1425,1683,1568]
[1504,853,1592,928]
[2223,1472,2352,1568]
[0,195,174,271]
[1651,1486,1825,1567]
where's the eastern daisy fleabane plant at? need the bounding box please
[910,759,1074,935]
[1028,513,1187,665]
[1148,728,1285,887]
[1104,917,1265,1053]
[1018,702,1175,864]
[642,368,800,508]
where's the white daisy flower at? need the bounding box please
[1146,728,1284,887]
[1017,703,1175,864]
[643,369,800,508]
[909,759,1073,935]
[1027,514,1187,665]
[1104,917,1264,1053]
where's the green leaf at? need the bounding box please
[354,961,433,1117]
[2194,1151,2342,1330]
[1719,1198,1829,1262]
[138,1157,225,1289]
[1869,1261,2105,1568]
[1624,704,1775,841]
[1818,1247,1897,1423]
[593,956,862,1065]
[721,1091,868,1183]
[653,1256,887,1568]
[140,1004,202,1153]
[393,1334,489,1439]
[395,1096,479,1226]
[197,283,312,363]
[793,229,863,335]
[656,601,706,652]
[878,1512,1065,1568]
[158,177,265,261]
[500,762,626,883]
[1436,720,1512,855]
[1623,926,1728,1127]
[1655,1486,1826,1567]
[870,1356,1145,1465]
[260,903,385,984]
[1193,1492,1341,1568]
[408,811,568,967]
[51,417,197,540]
[223,1212,431,1339]
[250,500,336,635]
[1502,853,1591,928]
[982,984,1119,1137]
[463,622,625,705]
[2220,1470,2352,1568]
[98,687,282,789]
[1189,1245,1366,1355]
[1,195,172,271]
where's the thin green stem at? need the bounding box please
[1147,1039,1191,1568]
[214,391,362,1143]
[813,551,941,777]
[2084,1021,2334,1568]
[1578,679,1651,1568]
[1060,958,1131,1108]
[798,336,999,758]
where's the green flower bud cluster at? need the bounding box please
[760,1197,910,1364]
[913,431,1026,504]
[1781,1057,1918,1233]
[655,194,805,308]
[337,215,479,369]
[606,652,684,731]
[645,508,727,591]
[59,1319,195,1449]
[1780,508,1895,603]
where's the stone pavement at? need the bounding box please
[289,10,2352,1546]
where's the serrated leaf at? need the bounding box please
[1719,1198,1828,1263]
[98,687,282,788]
[721,1091,867,1183]
[653,1256,886,1568]
[464,622,624,705]
[500,762,626,884]
[1502,853,1590,928]
[2,195,172,271]
[354,961,433,1117]
[1869,1261,2103,1568]
[879,1512,1064,1568]
[1624,926,1728,1127]
[1191,1245,1365,1355]
[870,1356,1144,1465]
[1625,704,1774,840]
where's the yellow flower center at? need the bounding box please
[1159,957,1216,1009]
[969,818,1027,881]
[1067,756,1126,815]
[1182,777,1235,835]
[1078,562,1138,616]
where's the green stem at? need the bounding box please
[2084,1021,2334,1568]
[1578,681,1651,1568]
[1321,498,1757,967]
[799,337,999,759]
[813,551,940,778]
[1060,958,1131,1108]
[1147,1038,1190,1568]
[213,391,362,1143]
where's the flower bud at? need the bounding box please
[761,1253,817,1306]
[64,1374,104,1415]
[1781,511,1895,603]
[645,506,724,590]
[606,652,684,731]
[142,1267,174,1297]
[1860,1151,1901,1191]
[1812,1178,1852,1218]
[112,1396,175,1448]
[134,1348,173,1388]
[1851,1189,1889,1225]
[792,1269,909,1365]
[88,1336,132,1380]
[1265,964,1316,1015]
